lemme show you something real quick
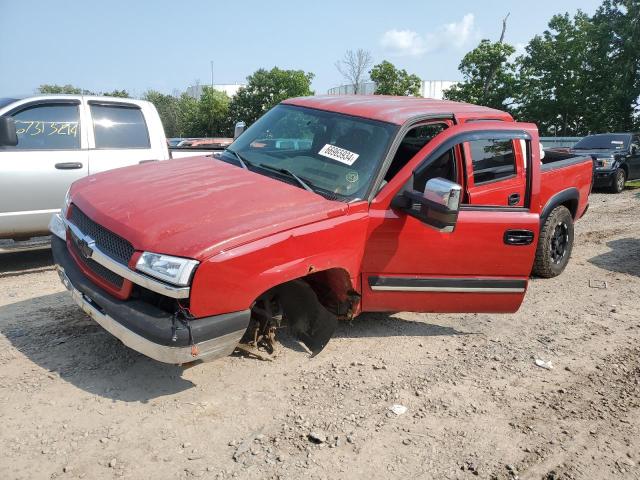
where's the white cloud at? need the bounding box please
[436,13,475,49]
[380,14,477,57]
[380,29,426,56]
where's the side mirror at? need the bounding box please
[234,121,246,140]
[631,145,638,155]
[393,178,462,232]
[0,116,18,147]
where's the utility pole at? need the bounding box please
[210,61,214,89]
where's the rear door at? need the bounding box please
[0,100,88,238]
[362,122,540,314]
[86,100,158,174]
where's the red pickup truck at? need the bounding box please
[50,96,593,364]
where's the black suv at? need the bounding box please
[569,133,640,193]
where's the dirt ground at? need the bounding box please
[1,189,639,480]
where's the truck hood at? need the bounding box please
[569,148,624,157]
[70,157,348,260]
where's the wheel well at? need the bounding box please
[255,267,357,317]
[541,188,580,223]
[620,163,629,176]
[560,198,579,220]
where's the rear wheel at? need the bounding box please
[532,206,574,278]
[610,168,626,193]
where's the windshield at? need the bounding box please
[573,134,630,150]
[222,104,397,201]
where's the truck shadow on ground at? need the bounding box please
[271,312,470,355]
[0,292,194,403]
[334,311,473,339]
[0,249,54,275]
[1,294,469,402]
[588,237,640,277]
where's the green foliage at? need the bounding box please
[37,84,89,95]
[37,84,129,98]
[444,40,517,111]
[101,89,130,98]
[589,0,640,132]
[450,1,640,135]
[369,61,421,96]
[228,67,315,126]
[197,87,232,137]
[143,90,181,137]
[515,12,595,135]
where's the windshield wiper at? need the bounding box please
[257,163,315,192]
[225,148,251,170]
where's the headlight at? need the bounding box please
[136,252,199,286]
[61,188,72,217]
[598,157,616,169]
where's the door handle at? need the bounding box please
[504,229,535,245]
[508,193,520,206]
[55,162,83,170]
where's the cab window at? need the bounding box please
[10,104,80,150]
[469,139,516,184]
[464,138,527,207]
[413,148,456,193]
[90,104,150,149]
[384,123,448,182]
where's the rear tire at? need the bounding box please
[610,168,626,193]
[532,206,574,278]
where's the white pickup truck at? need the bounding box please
[0,95,176,245]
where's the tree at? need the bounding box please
[369,61,421,96]
[177,93,200,137]
[143,90,181,137]
[443,13,517,111]
[37,84,130,98]
[588,0,640,132]
[197,87,231,137]
[515,12,594,135]
[101,89,130,98]
[37,84,89,94]
[443,40,517,110]
[228,67,314,126]
[335,49,373,94]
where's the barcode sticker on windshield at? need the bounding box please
[318,144,360,166]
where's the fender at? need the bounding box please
[540,187,579,224]
[189,211,368,318]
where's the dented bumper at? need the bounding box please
[52,236,250,364]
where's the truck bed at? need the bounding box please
[539,151,594,219]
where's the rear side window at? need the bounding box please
[90,104,150,149]
[468,139,516,184]
[11,104,80,150]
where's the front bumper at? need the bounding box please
[52,235,250,364]
[593,169,616,188]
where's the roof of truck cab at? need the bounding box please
[283,95,513,126]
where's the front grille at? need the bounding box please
[69,230,124,288]
[70,206,134,265]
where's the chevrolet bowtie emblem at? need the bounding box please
[77,237,93,259]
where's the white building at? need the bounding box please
[327,80,458,100]
[186,83,246,99]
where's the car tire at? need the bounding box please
[610,168,626,193]
[532,205,574,278]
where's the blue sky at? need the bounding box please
[0,0,603,98]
